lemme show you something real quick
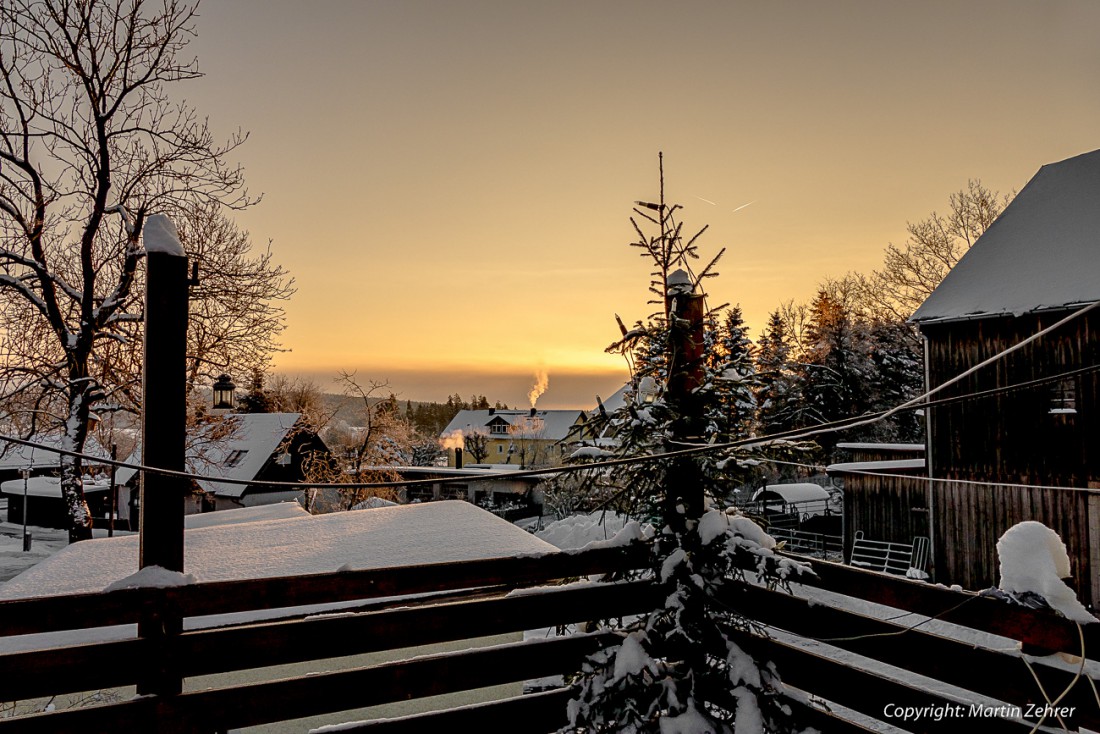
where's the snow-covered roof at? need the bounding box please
[0,435,110,471]
[440,409,585,442]
[911,149,1100,324]
[182,501,307,529]
[0,476,110,497]
[826,458,926,474]
[751,483,830,504]
[0,501,556,602]
[835,442,924,453]
[115,413,303,498]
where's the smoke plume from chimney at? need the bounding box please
[528,369,549,408]
[440,430,464,451]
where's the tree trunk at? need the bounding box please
[61,386,93,543]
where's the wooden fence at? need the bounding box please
[1,543,1098,733]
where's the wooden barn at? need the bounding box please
[857,149,1100,606]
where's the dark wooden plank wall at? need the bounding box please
[934,479,1095,599]
[844,471,1097,605]
[843,472,929,550]
[922,310,1100,488]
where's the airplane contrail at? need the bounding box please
[731,200,756,213]
[692,195,717,206]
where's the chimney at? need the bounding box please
[529,407,537,417]
[454,447,463,469]
[488,407,495,415]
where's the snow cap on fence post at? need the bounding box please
[143,213,185,257]
[997,521,1096,625]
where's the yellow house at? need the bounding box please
[440,408,589,468]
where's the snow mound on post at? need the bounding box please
[143,213,185,256]
[997,521,1095,624]
[104,565,195,591]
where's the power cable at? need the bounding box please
[2,301,1096,492]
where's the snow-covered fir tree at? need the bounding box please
[863,319,923,442]
[703,307,758,445]
[560,156,814,733]
[792,289,875,455]
[754,310,801,438]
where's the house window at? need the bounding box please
[498,445,503,453]
[489,421,509,435]
[224,449,248,468]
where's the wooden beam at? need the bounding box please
[729,628,1038,734]
[780,553,1100,657]
[177,580,659,678]
[0,544,649,638]
[0,633,618,733]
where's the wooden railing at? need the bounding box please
[769,526,843,560]
[2,542,1098,733]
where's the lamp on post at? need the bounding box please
[636,375,661,405]
[212,374,236,413]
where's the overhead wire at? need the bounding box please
[1,301,1096,492]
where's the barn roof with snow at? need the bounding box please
[911,148,1100,324]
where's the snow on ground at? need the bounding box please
[0,502,303,584]
[182,501,307,528]
[0,496,136,583]
[0,519,68,584]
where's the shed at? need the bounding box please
[0,477,112,529]
[750,483,831,518]
[901,148,1100,604]
[0,435,111,482]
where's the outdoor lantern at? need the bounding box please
[636,376,660,405]
[212,374,236,410]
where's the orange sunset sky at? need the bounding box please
[185,1,1100,408]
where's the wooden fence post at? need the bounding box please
[137,227,190,698]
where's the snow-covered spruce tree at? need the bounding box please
[789,288,876,456]
[704,306,759,445]
[754,311,801,439]
[863,319,923,442]
[562,156,812,733]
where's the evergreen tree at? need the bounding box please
[755,310,800,437]
[562,156,813,733]
[864,320,923,442]
[704,306,758,444]
[237,368,272,414]
[794,289,875,454]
